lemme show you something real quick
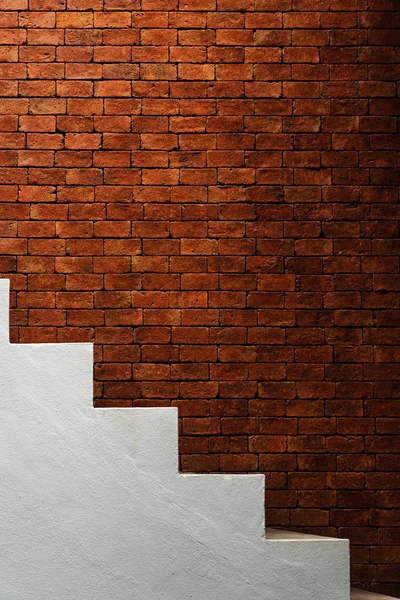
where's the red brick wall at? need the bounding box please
[1,0,399,594]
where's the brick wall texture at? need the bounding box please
[0,0,399,594]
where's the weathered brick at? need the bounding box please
[0,0,399,588]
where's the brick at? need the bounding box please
[1,0,399,585]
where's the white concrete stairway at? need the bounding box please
[0,278,395,600]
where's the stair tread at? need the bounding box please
[351,589,399,600]
[266,528,345,542]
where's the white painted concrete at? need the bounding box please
[0,278,351,599]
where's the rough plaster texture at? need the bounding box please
[0,278,350,599]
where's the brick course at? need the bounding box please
[0,0,399,594]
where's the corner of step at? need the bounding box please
[351,589,400,600]
[265,528,348,543]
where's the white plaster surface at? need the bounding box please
[0,278,351,599]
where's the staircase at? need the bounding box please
[0,278,395,600]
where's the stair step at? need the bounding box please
[268,534,399,600]
[266,528,342,541]
[351,589,399,600]
[267,536,399,600]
